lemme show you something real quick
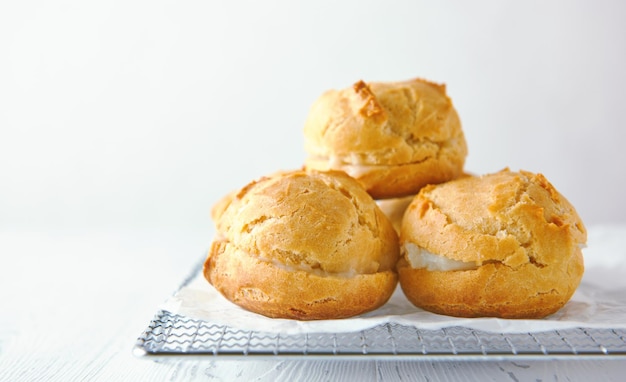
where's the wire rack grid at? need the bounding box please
[134,308,626,361]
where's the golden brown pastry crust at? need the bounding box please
[207,241,398,320]
[376,173,474,234]
[204,169,400,320]
[303,78,468,199]
[398,169,587,318]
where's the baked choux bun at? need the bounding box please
[303,78,468,199]
[398,169,587,319]
[204,169,400,320]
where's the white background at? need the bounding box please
[2,2,626,380]
[2,0,626,244]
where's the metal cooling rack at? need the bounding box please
[134,311,626,361]
[134,263,626,361]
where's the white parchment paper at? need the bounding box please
[160,225,626,334]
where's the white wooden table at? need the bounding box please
[1,227,625,381]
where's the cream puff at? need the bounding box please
[204,169,400,320]
[398,169,587,318]
[303,78,468,199]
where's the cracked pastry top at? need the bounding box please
[398,168,587,319]
[303,78,468,199]
[204,169,400,320]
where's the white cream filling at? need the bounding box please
[339,164,373,178]
[403,242,478,271]
[308,154,382,178]
[327,155,374,178]
[329,153,368,166]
